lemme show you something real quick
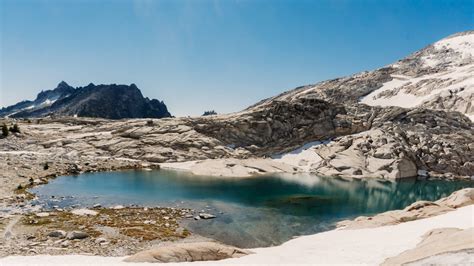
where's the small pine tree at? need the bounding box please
[202,110,217,116]
[1,124,8,137]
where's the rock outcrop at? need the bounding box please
[123,242,251,263]
[161,158,298,177]
[307,108,473,179]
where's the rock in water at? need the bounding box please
[123,242,251,263]
[199,213,216,219]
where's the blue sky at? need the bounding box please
[1,0,472,116]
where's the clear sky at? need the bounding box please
[1,0,472,116]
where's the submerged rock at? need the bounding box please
[199,213,216,219]
[123,242,251,263]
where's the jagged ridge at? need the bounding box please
[0,82,171,119]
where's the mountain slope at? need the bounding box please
[0,81,75,118]
[190,31,473,179]
[249,31,473,120]
[361,31,473,118]
[0,82,171,119]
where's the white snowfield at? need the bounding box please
[361,32,474,120]
[272,140,329,172]
[1,205,473,266]
[360,64,473,109]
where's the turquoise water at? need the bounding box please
[31,170,473,248]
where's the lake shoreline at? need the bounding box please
[1,203,472,265]
[1,130,472,261]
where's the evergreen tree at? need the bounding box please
[1,124,9,137]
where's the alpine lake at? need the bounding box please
[30,169,473,248]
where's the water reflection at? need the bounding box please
[31,170,473,248]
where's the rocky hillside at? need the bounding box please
[250,31,473,120]
[190,31,474,179]
[0,82,171,119]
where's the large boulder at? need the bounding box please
[123,242,251,263]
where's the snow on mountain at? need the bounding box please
[360,64,473,109]
[361,31,473,119]
[248,31,473,121]
[0,82,172,119]
[0,81,75,118]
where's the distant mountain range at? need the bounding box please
[0,82,171,119]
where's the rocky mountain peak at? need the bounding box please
[56,81,71,89]
[396,30,473,70]
[0,82,171,119]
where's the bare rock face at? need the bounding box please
[192,97,364,155]
[305,106,473,179]
[123,242,251,263]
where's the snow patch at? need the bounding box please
[41,98,57,106]
[423,33,473,67]
[434,33,474,58]
[272,140,330,172]
[360,64,473,111]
